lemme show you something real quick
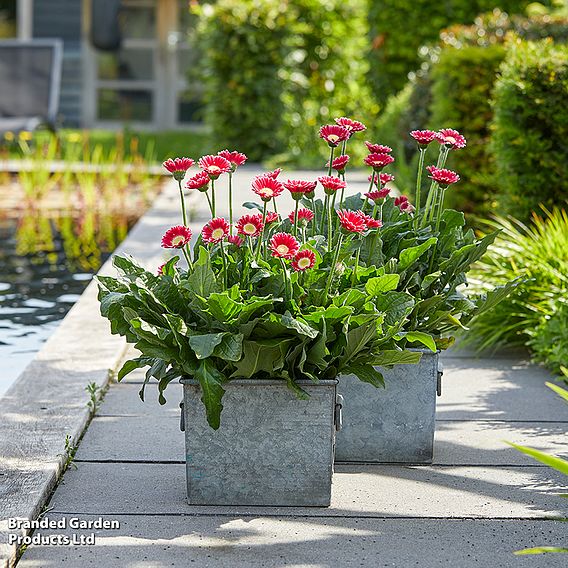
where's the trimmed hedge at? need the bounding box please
[491,38,568,218]
[367,0,538,101]
[195,0,372,165]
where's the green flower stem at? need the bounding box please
[323,233,344,300]
[211,179,216,217]
[255,201,268,261]
[340,139,347,156]
[293,199,300,238]
[327,193,335,251]
[434,187,448,232]
[321,194,329,235]
[219,241,228,289]
[273,199,279,215]
[362,172,374,213]
[328,146,335,176]
[177,180,188,226]
[351,245,361,287]
[182,246,193,271]
[228,173,234,234]
[414,148,426,229]
[279,258,291,306]
[204,190,214,217]
[421,146,448,228]
[310,196,316,237]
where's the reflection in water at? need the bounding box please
[0,206,138,396]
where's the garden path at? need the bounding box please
[14,169,568,567]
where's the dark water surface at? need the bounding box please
[0,209,136,396]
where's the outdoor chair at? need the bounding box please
[0,39,63,134]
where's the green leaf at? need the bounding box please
[194,359,226,429]
[371,350,422,367]
[188,333,226,359]
[373,291,415,326]
[395,331,437,352]
[117,357,154,382]
[285,374,310,400]
[113,254,146,277]
[546,382,568,404]
[514,547,568,555]
[207,293,242,321]
[341,321,378,367]
[508,442,568,475]
[280,312,319,339]
[212,333,244,362]
[186,246,217,297]
[473,277,523,316]
[365,274,400,296]
[231,338,294,378]
[399,237,437,271]
[160,256,180,277]
[348,364,385,388]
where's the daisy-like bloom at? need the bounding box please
[228,234,244,247]
[335,117,366,135]
[202,217,230,244]
[236,214,264,238]
[318,175,346,196]
[410,130,437,148]
[394,195,415,213]
[163,157,194,180]
[198,155,232,180]
[266,168,282,179]
[427,165,460,187]
[319,124,350,147]
[364,152,395,171]
[251,175,285,202]
[365,141,393,154]
[365,188,390,202]
[337,210,367,233]
[264,211,280,225]
[368,173,395,187]
[218,150,248,172]
[157,257,179,276]
[161,225,192,249]
[269,232,300,259]
[288,208,314,226]
[362,214,383,229]
[291,249,316,272]
[327,154,350,174]
[185,171,210,192]
[284,179,317,201]
[435,128,467,150]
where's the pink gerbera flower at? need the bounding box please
[161,225,192,249]
[327,154,350,174]
[236,214,264,237]
[335,117,366,134]
[427,166,460,186]
[379,173,395,185]
[288,208,314,226]
[163,157,194,180]
[228,234,244,247]
[365,141,393,154]
[264,211,280,225]
[198,155,232,180]
[410,130,437,147]
[157,257,179,276]
[218,150,248,171]
[202,217,230,244]
[284,179,317,201]
[186,171,210,192]
[435,128,467,150]
[266,168,282,179]
[365,189,390,202]
[252,175,285,201]
[269,232,300,259]
[364,153,395,171]
[362,214,383,229]
[394,195,415,213]
[319,124,351,147]
[337,210,367,233]
[318,175,346,195]
[291,249,316,272]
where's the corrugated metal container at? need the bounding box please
[335,351,441,463]
[181,378,339,506]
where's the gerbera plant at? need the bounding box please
[98,120,516,428]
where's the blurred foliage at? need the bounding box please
[194,0,375,166]
[467,208,568,374]
[366,0,540,101]
[491,38,568,219]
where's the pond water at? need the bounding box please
[0,208,138,397]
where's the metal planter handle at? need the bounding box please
[335,394,344,432]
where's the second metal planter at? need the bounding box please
[335,351,441,463]
[180,378,339,507]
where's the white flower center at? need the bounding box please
[260,187,274,197]
[276,244,289,255]
[244,223,256,234]
[208,165,220,173]
[446,136,456,144]
[328,134,339,143]
[172,235,185,246]
[298,257,310,269]
[212,228,224,240]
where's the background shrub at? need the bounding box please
[367,0,538,101]
[491,38,568,218]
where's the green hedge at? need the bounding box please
[367,0,537,101]
[491,39,568,218]
[195,0,372,165]
[429,45,506,216]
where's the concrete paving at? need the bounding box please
[10,167,568,566]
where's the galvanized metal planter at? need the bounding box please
[180,378,339,507]
[335,351,441,463]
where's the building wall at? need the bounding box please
[32,0,82,126]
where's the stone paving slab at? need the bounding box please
[437,358,568,421]
[44,462,567,519]
[73,412,568,468]
[16,515,568,568]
